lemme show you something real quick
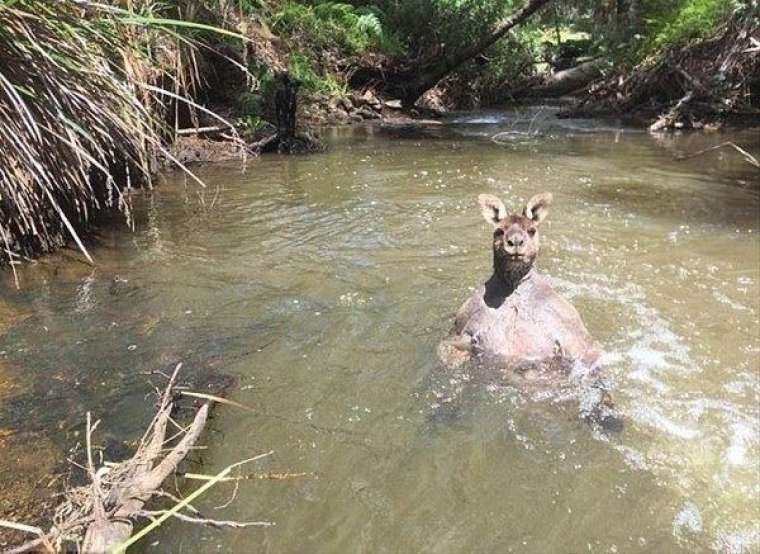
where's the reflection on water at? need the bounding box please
[1,111,758,553]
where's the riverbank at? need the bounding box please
[552,10,760,131]
[2,1,757,266]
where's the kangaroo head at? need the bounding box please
[478,192,553,281]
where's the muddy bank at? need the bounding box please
[0,429,62,548]
[0,306,61,549]
[167,88,439,165]
[0,299,31,339]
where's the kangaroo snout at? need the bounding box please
[504,228,526,253]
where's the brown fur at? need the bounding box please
[439,192,600,381]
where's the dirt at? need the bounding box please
[0,359,27,403]
[171,135,250,165]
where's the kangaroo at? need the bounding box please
[436,192,620,430]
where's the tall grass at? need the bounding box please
[0,1,242,272]
[0,2,151,264]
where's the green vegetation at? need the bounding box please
[0,0,755,264]
[271,1,386,54]
[643,0,741,52]
[547,0,746,63]
[0,0,244,268]
[287,51,346,95]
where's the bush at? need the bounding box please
[288,51,347,95]
[0,1,158,262]
[650,0,740,49]
[271,1,386,54]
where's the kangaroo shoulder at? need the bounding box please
[453,285,486,332]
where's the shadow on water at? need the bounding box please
[1,107,758,552]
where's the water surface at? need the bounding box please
[1,108,758,553]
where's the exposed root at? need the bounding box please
[0,363,267,554]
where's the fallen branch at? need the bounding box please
[175,125,233,136]
[136,510,273,528]
[675,141,760,168]
[2,363,273,554]
[111,453,274,553]
[649,91,694,132]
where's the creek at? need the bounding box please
[1,107,758,553]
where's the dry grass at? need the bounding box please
[0,2,155,264]
[0,1,243,276]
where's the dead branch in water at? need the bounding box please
[674,141,760,168]
[0,363,271,554]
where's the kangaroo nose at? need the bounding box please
[506,236,524,248]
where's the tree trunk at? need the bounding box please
[351,0,554,107]
[524,59,606,97]
[275,73,299,141]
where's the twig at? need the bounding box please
[214,471,241,510]
[0,521,54,553]
[136,510,273,528]
[1,538,45,554]
[111,454,273,553]
[743,37,760,53]
[151,490,202,516]
[85,413,106,524]
[183,470,309,482]
[0,520,45,536]
[176,125,233,135]
[179,391,255,412]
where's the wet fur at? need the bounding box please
[437,192,621,432]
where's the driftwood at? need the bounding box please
[1,363,265,554]
[175,125,233,136]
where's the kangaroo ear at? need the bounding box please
[524,192,553,224]
[478,194,506,227]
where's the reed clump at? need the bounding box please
[0,1,238,272]
[0,1,162,265]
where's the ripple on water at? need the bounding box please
[1,119,758,553]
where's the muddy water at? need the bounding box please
[1,108,758,553]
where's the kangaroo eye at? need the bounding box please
[527,228,537,237]
[494,229,504,238]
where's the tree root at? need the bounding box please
[0,363,264,554]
